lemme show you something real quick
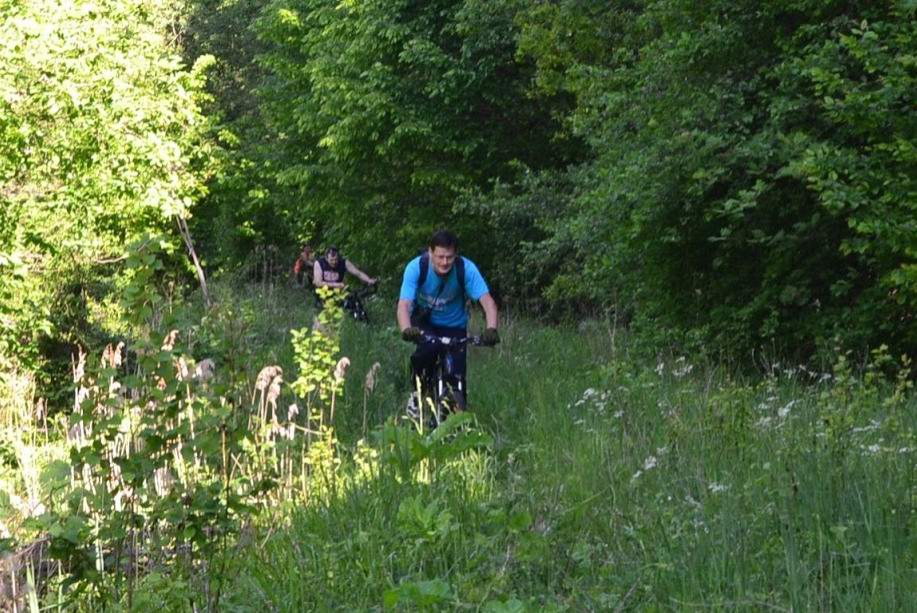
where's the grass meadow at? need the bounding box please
[224,286,917,611]
[1,282,915,611]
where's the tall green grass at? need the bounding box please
[223,292,917,611]
[4,282,913,610]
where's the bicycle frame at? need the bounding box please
[417,333,483,427]
[343,284,377,322]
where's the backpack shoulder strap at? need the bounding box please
[455,256,465,300]
[418,252,430,288]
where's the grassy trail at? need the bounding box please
[220,286,917,611]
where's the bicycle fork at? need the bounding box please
[432,354,465,427]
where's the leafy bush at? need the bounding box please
[507,0,917,356]
[0,0,214,392]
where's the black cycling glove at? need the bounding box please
[481,327,500,346]
[402,327,423,343]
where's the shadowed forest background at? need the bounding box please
[3,0,916,375]
[1,0,915,610]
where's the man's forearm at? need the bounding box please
[397,300,412,330]
[480,293,498,329]
[347,261,372,284]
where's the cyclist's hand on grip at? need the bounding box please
[402,327,423,343]
[481,327,500,346]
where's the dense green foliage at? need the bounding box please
[0,0,212,380]
[248,0,574,270]
[7,0,908,364]
[1,0,916,605]
[498,0,917,355]
[0,0,913,389]
[185,0,916,355]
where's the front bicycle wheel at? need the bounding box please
[433,385,466,427]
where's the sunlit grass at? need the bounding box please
[227,287,916,610]
[4,282,914,610]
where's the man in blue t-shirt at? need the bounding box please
[397,230,499,416]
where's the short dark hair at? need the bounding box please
[429,229,458,251]
[325,245,339,256]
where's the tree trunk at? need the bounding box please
[176,216,212,308]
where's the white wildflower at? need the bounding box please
[643,455,658,470]
[672,357,693,378]
[176,357,190,382]
[708,482,729,493]
[194,358,215,382]
[255,365,283,390]
[266,375,283,411]
[161,330,179,351]
[851,420,881,434]
[777,400,797,418]
[364,362,381,394]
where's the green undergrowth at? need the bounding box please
[220,291,917,611]
[3,281,914,610]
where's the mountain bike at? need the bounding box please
[342,284,377,323]
[407,332,492,428]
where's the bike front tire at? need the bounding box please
[433,387,466,427]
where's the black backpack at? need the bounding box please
[417,251,465,301]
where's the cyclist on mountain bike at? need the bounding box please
[313,245,376,299]
[292,244,315,288]
[397,230,499,416]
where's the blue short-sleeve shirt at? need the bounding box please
[399,256,490,329]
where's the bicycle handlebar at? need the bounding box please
[416,333,492,348]
[348,283,378,299]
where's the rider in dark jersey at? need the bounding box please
[312,246,376,304]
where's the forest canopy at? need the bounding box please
[207,0,916,357]
[2,0,916,381]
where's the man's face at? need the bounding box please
[326,250,339,266]
[429,246,456,276]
